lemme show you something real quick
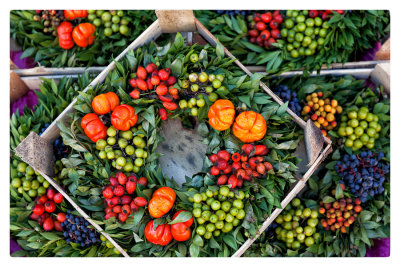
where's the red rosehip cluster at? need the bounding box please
[129,64,179,117]
[209,144,272,189]
[318,184,362,234]
[248,11,283,48]
[30,187,65,232]
[309,10,344,20]
[102,172,149,223]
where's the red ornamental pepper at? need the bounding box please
[158,108,168,120]
[64,10,88,20]
[80,113,107,142]
[57,22,74,50]
[111,104,138,131]
[72,23,96,48]
[171,210,193,241]
[144,220,173,246]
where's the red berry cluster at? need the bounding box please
[309,10,344,20]
[209,144,272,189]
[129,63,179,117]
[248,11,283,48]
[30,187,65,232]
[318,184,362,234]
[102,172,149,222]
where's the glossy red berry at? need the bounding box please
[37,195,48,205]
[158,69,170,81]
[217,150,231,162]
[248,29,259,37]
[269,20,279,29]
[113,185,125,197]
[217,175,228,185]
[138,177,148,186]
[46,188,56,200]
[129,78,137,88]
[209,154,218,163]
[32,204,45,215]
[260,30,271,40]
[54,220,63,232]
[53,193,64,204]
[136,66,147,80]
[102,186,114,199]
[116,172,128,185]
[256,22,266,31]
[121,195,133,205]
[134,197,148,207]
[44,201,56,213]
[210,166,220,176]
[261,13,272,23]
[43,218,54,231]
[57,212,66,223]
[146,63,157,73]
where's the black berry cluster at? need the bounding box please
[61,211,100,247]
[39,123,69,159]
[274,85,302,116]
[216,10,252,16]
[334,151,389,202]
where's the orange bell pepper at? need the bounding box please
[57,22,74,50]
[64,10,88,20]
[72,23,96,48]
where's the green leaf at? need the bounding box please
[20,47,36,59]
[192,234,204,247]
[168,211,192,224]
[323,196,335,203]
[335,183,344,199]
[170,58,183,77]
[222,234,238,250]
[40,232,61,241]
[277,102,289,116]
[189,243,199,257]
[197,122,209,137]
[216,40,225,58]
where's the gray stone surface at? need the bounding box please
[156,119,208,187]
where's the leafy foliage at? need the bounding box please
[197,10,390,74]
[10,10,167,67]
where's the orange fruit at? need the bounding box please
[318,99,325,106]
[324,105,332,112]
[326,113,335,122]
[331,99,338,108]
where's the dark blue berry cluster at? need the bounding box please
[39,123,69,159]
[61,210,100,247]
[274,85,302,116]
[334,151,389,202]
[216,10,252,16]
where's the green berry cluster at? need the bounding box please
[189,186,248,239]
[274,198,321,250]
[281,10,329,58]
[87,10,130,36]
[10,159,63,197]
[95,125,148,173]
[337,106,382,150]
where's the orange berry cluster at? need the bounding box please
[318,185,362,234]
[302,92,342,136]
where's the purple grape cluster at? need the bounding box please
[39,123,69,159]
[274,85,302,116]
[62,210,100,247]
[334,151,389,202]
